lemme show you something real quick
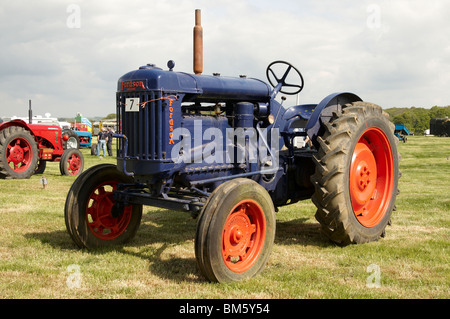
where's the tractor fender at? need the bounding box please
[305,92,362,146]
[281,103,316,133]
[0,119,36,136]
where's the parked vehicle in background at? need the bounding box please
[0,104,84,178]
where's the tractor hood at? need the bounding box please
[117,64,271,103]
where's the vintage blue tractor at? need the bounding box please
[65,10,400,282]
[394,124,409,142]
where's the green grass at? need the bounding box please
[0,136,449,299]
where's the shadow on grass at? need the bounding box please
[275,218,332,248]
[26,211,332,283]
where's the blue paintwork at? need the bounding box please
[394,124,409,136]
[304,92,362,146]
[74,130,92,148]
[282,104,316,121]
[114,62,364,206]
[394,124,409,142]
[305,92,361,130]
[118,66,271,102]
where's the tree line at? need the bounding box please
[384,105,450,134]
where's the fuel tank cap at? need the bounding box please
[139,64,162,70]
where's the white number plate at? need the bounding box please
[125,98,140,112]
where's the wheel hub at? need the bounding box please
[224,211,253,260]
[222,200,266,272]
[7,138,31,172]
[349,127,394,227]
[86,182,132,240]
[10,145,24,162]
[230,225,243,244]
[351,143,377,207]
[68,155,81,174]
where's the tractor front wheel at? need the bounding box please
[195,178,276,282]
[60,148,84,176]
[64,164,142,249]
[311,102,400,245]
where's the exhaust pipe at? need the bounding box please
[28,100,32,124]
[193,9,203,75]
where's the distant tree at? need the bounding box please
[386,105,450,135]
[103,113,116,120]
[430,106,450,119]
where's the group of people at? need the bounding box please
[96,127,114,157]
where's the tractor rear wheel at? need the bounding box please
[0,126,39,179]
[311,102,400,245]
[64,164,142,249]
[62,129,80,149]
[195,178,276,282]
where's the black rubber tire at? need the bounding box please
[35,160,47,175]
[195,178,276,283]
[64,164,142,249]
[91,143,97,155]
[59,148,84,176]
[0,126,39,179]
[65,164,113,248]
[311,102,400,245]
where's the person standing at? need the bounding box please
[97,128,107,158]
[106,127,114,156]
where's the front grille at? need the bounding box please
[116,90,164,160]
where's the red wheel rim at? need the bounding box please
[350,127,394,227]
[66,153,81,175]
[222,199,266,273]
[86,181,132,240]
[6,137,33,172]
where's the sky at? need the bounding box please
[0,0,449,119]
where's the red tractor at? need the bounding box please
[0,119,84,179]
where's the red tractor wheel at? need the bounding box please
[349,127,394,228]
[64,164,142,249]
[0,126,38,179]
[311,102,400,245]
[195,178,275,282]
[60,148,84,176]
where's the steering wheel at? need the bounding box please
[266,61,304,95]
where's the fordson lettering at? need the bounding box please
[168,99,175,144]
[121,80,145,91]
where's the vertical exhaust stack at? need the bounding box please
[193,9,203,75]
[28,100,32,124]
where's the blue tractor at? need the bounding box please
[394,124,409,142]
[65,10,400,282]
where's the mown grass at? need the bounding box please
[0,136,448,299]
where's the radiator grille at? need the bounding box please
[116,90,164,160]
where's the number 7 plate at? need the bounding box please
[125,98,140,112]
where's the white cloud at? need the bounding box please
[0,0,449,119]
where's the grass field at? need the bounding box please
[0,136,448,299]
